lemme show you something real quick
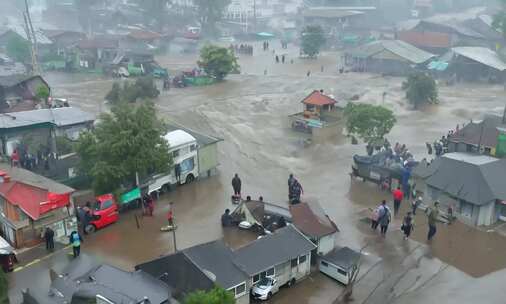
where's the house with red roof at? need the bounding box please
[0,166,75,248]
[289,90,343,136]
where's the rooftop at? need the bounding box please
[449,115,506,148]
[290,201,338,238]
[167,122,223,147]
[302,90,337,106]
[450,47,506,71]
[0,107,95,129]
[233,225,316,275]
[423,152,506,205]
[351,40,435,64]
[303,8,364,19]
[184,240,247,289]
[322,247,361,271]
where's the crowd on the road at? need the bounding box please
[370,187,443,242]
[230,44,253,55]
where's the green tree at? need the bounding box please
[198,45,239,80]
[184,286,235,304]
[403,72,438,109]
[35,85,50,103]
[0,269,8,304]
[193,0,231,37]
[76,102,171,194]
[6,35,30,63]
[300,25,326,58]
[344,103,396,145]
[105,77,160,104]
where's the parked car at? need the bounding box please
[0,236,16,272]
[251,277,280,300]
[84,194,119,233]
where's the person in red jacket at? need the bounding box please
[392,186,404,216]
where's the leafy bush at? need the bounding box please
[344,103,396,145]
[105,77,160,104]
[301,25,326,58]
[403,72,438,109]
[197,45,239,80]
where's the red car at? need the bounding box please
[84,194,119,233]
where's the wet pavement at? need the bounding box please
[8,41,506,303]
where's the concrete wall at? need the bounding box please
[477,201,495,226]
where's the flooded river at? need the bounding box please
[10,43,506,303]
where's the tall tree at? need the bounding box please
[403,72,438,109]
[193,0,231,37]
[76,102,171,194]
[198,45,239,80]
[184,286,235,304]
[344,103,396,145]
[300,25,326,58]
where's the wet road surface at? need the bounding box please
[8,42,506,303]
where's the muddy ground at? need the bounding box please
[8,41,506,304]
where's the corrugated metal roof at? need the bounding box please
[451,47,506,71]
[0,25,53,45]
[0,107,95,129]
[352,40,435,64]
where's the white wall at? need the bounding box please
[317,233,336,255]
[477,201,495,226]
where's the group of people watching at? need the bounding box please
[230,44,253,55]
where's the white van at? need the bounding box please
[147,130,199,194]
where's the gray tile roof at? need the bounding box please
[351,40,435,64]
[424,152,506,205]
[233,225,316,276]
[449,115,506,148]
[0,107,95,129]
[184,240,248,289]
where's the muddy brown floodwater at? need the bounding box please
[12,43,506,304]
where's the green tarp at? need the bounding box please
[183,76,216,86]
[496,133,506,158]
[120,187,141,205]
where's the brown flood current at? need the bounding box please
[14,45,506,303]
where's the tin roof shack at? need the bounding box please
[289,90,344,138]
[448,115,506,157]
[234,225,316,293]
[443,47,506,83]
[137,240,250,304]
[121,29,164,52]
[302,7,365,35]
[72,36,119,71]
[0,165,75,248]
[0,26,53,58]
[24,254,172,304]
[290,201,338,255]
[43,30,86,59]
[398,19,491,53]
[318,246,360,285]
[414,152,506,226]
[0,75,50,113]
[344,39,435,76]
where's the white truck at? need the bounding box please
[146,130,199,194]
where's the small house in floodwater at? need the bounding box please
[344,39,435,76]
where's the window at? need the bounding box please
[265,267,274,277]
[337,268,348,276]
[321,261,328,267]
[180,157,194,173]
[101,200,113,210]
[190,144,197,152]
[299,255,307,264]
[253,274,260,283]
[228,282,246,298]
[172,149,180,158]
[291,258,298,268]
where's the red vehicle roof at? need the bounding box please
[302,90,337,106]
[0,181,70,220]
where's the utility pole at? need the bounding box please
[24,0,40,75]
